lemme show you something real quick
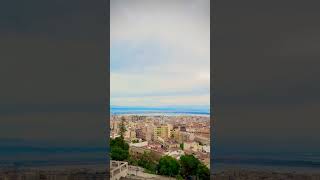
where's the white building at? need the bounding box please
[129,141,148,147]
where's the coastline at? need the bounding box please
[111,112,210,117]
[110,106,210,117]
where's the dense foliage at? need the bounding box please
[110,138,210,179]
[110,116,129,161]
[110,146,129,161]
[180,154,210,180]
[180,154,201,178]
[197,163,210,180]
[110,137,129,150]
[110,137,129,161]
[156,154,209,179]
[157,156,180,177]
[129,151,158,174]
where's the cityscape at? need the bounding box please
[110,114,211,179]
[3,0,320,179]
[110,0,211,179]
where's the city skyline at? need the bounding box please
[110,0,210,107]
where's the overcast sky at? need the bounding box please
[110,0,210,107]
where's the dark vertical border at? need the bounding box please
[210,0,215,178]
[106,0,111,179]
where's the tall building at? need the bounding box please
[145,124,154,141]
[125,128,136,141]
[154,124,172,140]
[167,124,173,138]
[135,128,143,139]
[172,128,184,143]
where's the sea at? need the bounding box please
[110,106,210,116]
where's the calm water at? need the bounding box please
[111,106,210,116]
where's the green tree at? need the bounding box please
[119,116,127,138]
[110,137,129,161]
[110,137,129,150]
[176,175,184,180]
[180,143,184,150]
[179,155,201,179]
[197,164,210,180]
[137,152,157,174]
[128,156,139,166]
[157,156,180,177]
[110,146,129,161]
[132,139,139,143]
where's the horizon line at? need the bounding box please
[110,105,210,108]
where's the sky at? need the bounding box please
[110,0,210,107]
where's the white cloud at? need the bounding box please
[110,0,210,106]
[110,72,209,96]
[111,94,210,107]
